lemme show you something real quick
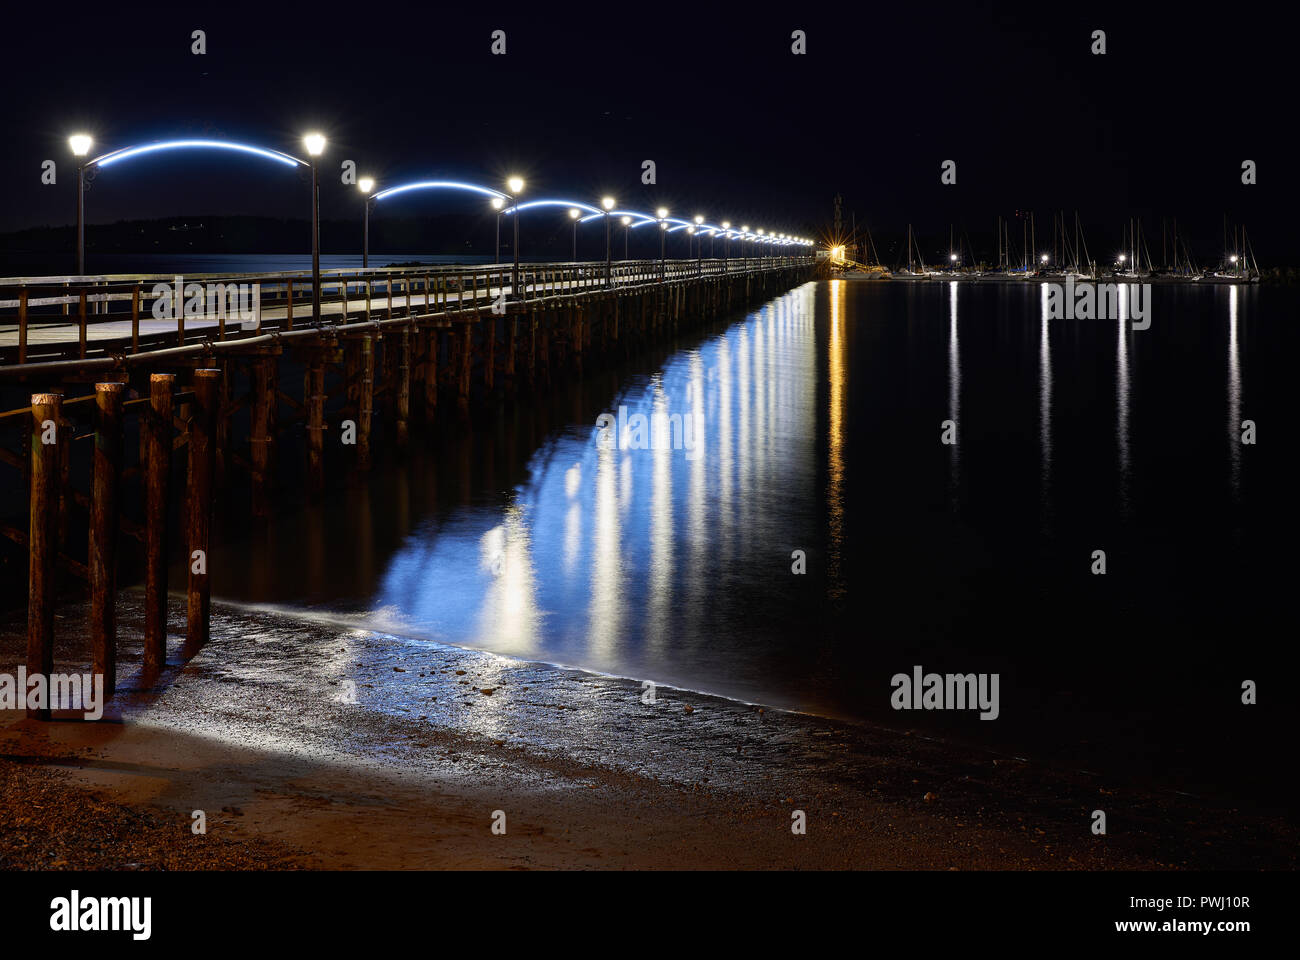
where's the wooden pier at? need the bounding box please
[0,257,814,710]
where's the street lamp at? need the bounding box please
[757,228,765,268]
[621,215,631,260]
[304,133,326,322]
[741,226,749,270]
[491,197,505,263]
[602,196,615,287]
[359,177,375,268]
[569,207,580,261]
[69,134,92,275]
[507,175,524,299]
[721,221,731,271]
[657,207,668,280]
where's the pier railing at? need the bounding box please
[0,257,812,367]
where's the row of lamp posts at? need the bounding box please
[67,131,813,321]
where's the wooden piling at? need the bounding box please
[345,339,360,414]
[505,317,517,381]
[538,312,549,382]
[89,382,125,697]
[358,334,374,469]
[382,334,397,417]
[458,323,472,408]
[396,327,411,448]
[250,358,277,516]
[27,393,61,719]
[57,399,70,552]
[143,374,174,677]
[185,369,220,655]
[422,329,438,419]
[573,306,584,374]
[215,363,232,488]
[527,313,538,385]
[306,357,325,493]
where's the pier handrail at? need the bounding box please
[0,257,813,368]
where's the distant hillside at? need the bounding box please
[0,213,497,257]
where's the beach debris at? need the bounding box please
[480,688,495,696]
[683,704,694,714]
[923,792,938,802]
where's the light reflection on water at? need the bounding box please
[373,284,818,692]
[1227,285,1242,500]
[1039,283,1053,529]
[827,280,846,599]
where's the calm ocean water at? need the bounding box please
[204,278,1298,801]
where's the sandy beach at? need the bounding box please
[0,592,1292,871]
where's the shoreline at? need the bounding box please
[0,595,1294,870]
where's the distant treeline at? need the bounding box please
[0,213,501,257]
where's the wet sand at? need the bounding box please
[0,594,1293,870]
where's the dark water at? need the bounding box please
[208,279,1299,803]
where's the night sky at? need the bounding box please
[1,1,1290,262]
